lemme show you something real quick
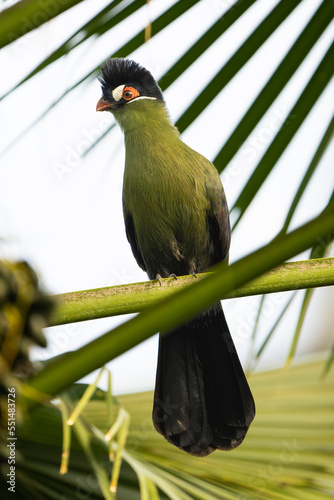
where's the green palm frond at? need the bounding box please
[6,358,334,499]
[0,0,84,48]
[231,40,333,228]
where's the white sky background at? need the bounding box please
[0,0,333,394]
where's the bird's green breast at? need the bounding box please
[117,100,225,277]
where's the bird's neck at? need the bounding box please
[114,100,180,148]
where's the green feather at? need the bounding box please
[115,99,228,278]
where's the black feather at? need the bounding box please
[123,212,147,272]
[153,305,255,457]
[98,58,164,102]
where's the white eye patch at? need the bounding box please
[112,84,125,101]
[127,96,157,104]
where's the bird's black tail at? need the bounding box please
[152,305,255,457]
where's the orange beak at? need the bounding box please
[96,98,113,111]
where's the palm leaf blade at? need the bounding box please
[175,0,303,133]
[281,114,334,235]
[214,0,334,172]
[232,41,334,226]
[159,0,258,91]
[0,0,84,48]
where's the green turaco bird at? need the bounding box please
[97,58,255,457]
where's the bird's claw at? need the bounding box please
[155,273,178,286]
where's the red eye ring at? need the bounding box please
[123,86,140,100]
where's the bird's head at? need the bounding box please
[96,58,164,113]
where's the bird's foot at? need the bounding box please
[155,273,178,286]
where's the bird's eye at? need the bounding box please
[123,86,140,100]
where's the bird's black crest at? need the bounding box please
[98,58,164,102]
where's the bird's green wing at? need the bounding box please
[205,176,231,266]
[123,211,147,272]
